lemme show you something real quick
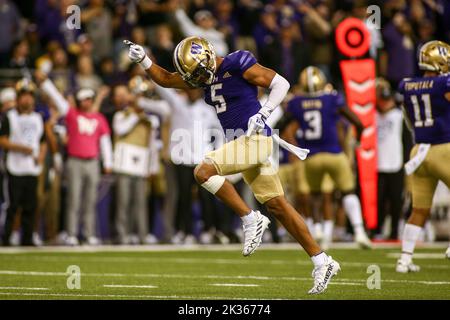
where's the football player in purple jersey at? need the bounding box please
[396,40,450,272]
[279,66,371,250]
[126,36,340,294]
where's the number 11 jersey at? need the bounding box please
[399,74,450,145]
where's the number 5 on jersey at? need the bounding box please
[211,83,227,113]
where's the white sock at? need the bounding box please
[311,252,328,267]
[305,218,314,233]
[400,223,422,263]
[241,210,257,225]
[314,223,323,238]
[323,220,334,242]
[342,194,365,236]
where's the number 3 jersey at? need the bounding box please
[204,50,269,137]
[398,74,450,145]
[286,91,345,156]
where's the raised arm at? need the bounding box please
[136,96,172,121]
[126,41,190,89]
[113,111,140,137]
[174,8,202,38]
[35,71,70,116]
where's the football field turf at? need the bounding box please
[0,244,449,300]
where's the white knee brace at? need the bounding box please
[201,175,225,194]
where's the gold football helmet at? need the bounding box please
[173,36,217,87]
[418,40,450,74]
[299,66,327,94]
[15,78,36,94]
[128,75,154,95]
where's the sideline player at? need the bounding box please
[279,66,372,250]
[125,36,340,294]
[396,40,450,272]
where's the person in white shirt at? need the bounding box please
[112,77,170,244]
[149,84,224,244]
[375,78,412,239]
[0,79,47,246]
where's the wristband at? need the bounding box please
[139,56,152,70]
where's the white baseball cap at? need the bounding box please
[76,88,95,101]
[0,88,17,104]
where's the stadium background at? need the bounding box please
[0,0,450,247]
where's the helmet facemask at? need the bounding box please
[173,37,217,88]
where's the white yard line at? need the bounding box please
[103,284,158,289]
[0,286,49,291]
[210,283,260,287]
[1,270,449,286]
[0,292,288,300]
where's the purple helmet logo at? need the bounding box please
[190,42,202,55]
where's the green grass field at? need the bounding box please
[0,244,449,300]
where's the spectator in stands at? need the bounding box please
[380,12,416,88]
[173,6,229,56]
[253,5,278,56]
[112,77,170,244]
[8,39,31,69]
[299,1,333,79]
[34,0,80,51]
[36,71,112,246]
[151,24,176,72]
[81,0,113,63]
[0,88,17,112]
[75,54,103,92]
[261,21,310,85]
[0,0,22,67]
[138,0,177,46]
[0,79,47,246]
[215,0,239,52]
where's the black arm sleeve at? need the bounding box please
[402,119,414,163]
[0,116,10,137]
[273,112,296,133]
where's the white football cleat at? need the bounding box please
[86,236,101,246]
[445,247,450,259]
[32,232,43,246]
[144,233,159,245]
[65,236,79,246]
[355,232,372,249]
[242,211,270,257]
[396,259,420,273]
[308,256,341,295]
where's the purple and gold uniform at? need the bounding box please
[286,91,354,193]
[203,50,283,203]
[399,74,450,208]
[204,50,270,136]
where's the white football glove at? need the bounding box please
[124,40,152,69]
[246,112,266,137]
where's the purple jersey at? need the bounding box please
[399,74,450,145]
[204,50,269,138]
[287,91,345,155]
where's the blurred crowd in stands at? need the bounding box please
[0,0,449,246]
